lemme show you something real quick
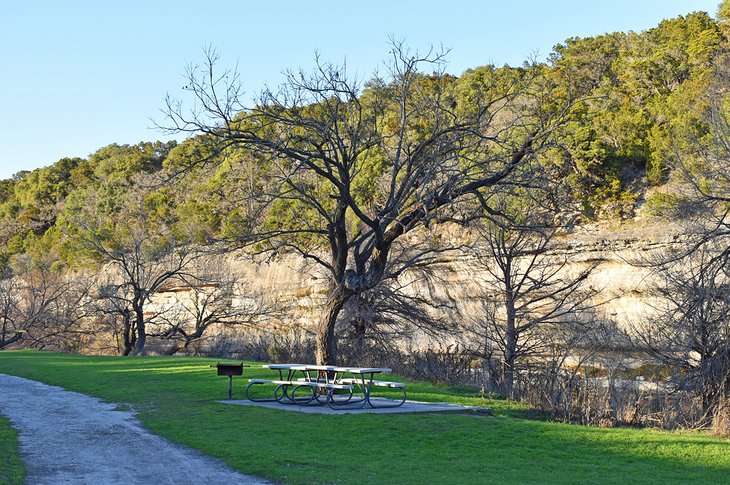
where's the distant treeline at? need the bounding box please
[0,8,726,269]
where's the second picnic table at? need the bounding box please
[246,364,406,409]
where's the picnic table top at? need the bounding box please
[263,364,392,374]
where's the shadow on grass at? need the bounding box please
[0,350,728,485]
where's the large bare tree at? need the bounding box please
[162,44,572,364]
[0,274,23,349]
[0,258,93,352]
[146,259,278,355]
[68,183,207,355]
[633,245,730,424]
[467,199,599,398]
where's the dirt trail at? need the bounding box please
[0,374,269,485]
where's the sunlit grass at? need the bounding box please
[0,415,24,485]
[0,350,728,484]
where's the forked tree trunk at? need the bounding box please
[121,309,134,356]
[133,295,147,356]
[315,285,352,365]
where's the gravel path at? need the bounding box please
[0,374,269,485]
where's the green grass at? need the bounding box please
[0,414,24,485]
[0,350,728,484]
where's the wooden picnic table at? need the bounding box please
[246,364,406,408]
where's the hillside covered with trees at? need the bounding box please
[2,6,730,433]
[1,10,725,266]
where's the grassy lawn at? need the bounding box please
[0,414,24,485]
[0,350,728,484]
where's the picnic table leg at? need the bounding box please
[364,374,373,407]
[322,385,354,405]
[360,373,407,408]
[245,381,277,402]
[368,387,407,408]
[268,369,299,404]
[273,384,307,404]
[327,375,368,409]
[290,385,316,405]
[366,378,407,409]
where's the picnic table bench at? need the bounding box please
[245,364,407,408]
[246,378,354,405]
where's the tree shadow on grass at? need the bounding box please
[1,351,728,485]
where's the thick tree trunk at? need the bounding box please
[120,309,135,356]
[0,332,23,350]
[133,296,147,356]
[315,285,352,365]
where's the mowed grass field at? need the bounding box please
[0,414,23,485]
[0,351,728,484]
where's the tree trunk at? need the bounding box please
[503,300,518,399]
[0,332,22,350]
[121,309,134,356]
[163,343,182,356]
[133,295,147,356]
[315,285,352,365]
[503,331,517,399]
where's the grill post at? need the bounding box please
[215,362,245,399]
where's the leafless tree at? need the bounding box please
[146,260,280,355]
[68,187,208,355]
[466,198,600,398]
[0,274,23,349]
[631,244,730,425]
[161,43,573,364]
[0,258,93,351]
[88,278,137,355]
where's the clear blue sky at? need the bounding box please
[0,1,720,180]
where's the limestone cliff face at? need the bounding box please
[553,223,687,328]
[185,222,689,334]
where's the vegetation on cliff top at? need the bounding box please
[0,9,724,269]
